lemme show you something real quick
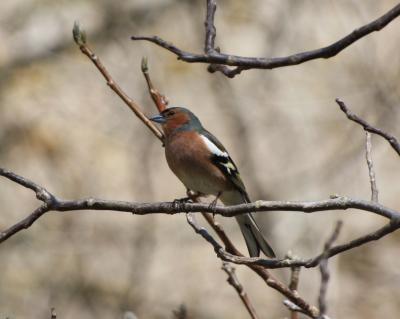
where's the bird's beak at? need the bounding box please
[149,114,166,124]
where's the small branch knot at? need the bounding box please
[36,189,54,205]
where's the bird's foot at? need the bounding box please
[172,196,194,211]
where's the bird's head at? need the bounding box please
[150,107,202,135]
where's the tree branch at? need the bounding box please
[188,210,400,270]
[2,166,400,251]
[131,3,400,77]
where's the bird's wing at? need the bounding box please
[200,129,248,198]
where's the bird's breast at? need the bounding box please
[164,131,231,195]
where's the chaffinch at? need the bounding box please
[150,107,275,258]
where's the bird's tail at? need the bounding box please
[221,191,276,258]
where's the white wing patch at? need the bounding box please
[200,135,229,158]
[200,134,237,175]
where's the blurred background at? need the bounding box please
[1,0,400,318]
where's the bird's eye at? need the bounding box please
[167,111,175,116]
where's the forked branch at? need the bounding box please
[131,2,400,77]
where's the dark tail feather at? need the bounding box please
[236,214,276,258]
[221,190,275,258]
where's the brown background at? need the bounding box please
[1,0,400,318]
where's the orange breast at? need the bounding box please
[165,131,233,195]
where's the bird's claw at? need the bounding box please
[172,196,193,211]
[173,196,193,204]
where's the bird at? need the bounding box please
[150,107,275,258]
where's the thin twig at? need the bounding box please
[131,3,400,77]
[221,262,260,319]
[318,221,343,319]
[72,22,164,142]
[365,132,379,202]
[336,98,400,156]
[141,57,168,113]
[286,251,301,319]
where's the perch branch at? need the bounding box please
[131,3,400,77]
[2,167,400,262]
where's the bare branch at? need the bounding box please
[1,167,399,255]
[0,204,50,243]
[365,132,379,202]
[131,3,400,77]
[3,165,398,219]
[336,98,400,156]
[186,213,319,318]
[0,168,55,204]
[187,214,399,270]
[221,262,260,319]
[318,221,343,318]
[72,22,164,142]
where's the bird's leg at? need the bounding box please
[186,189,204,202]
[208,191,222,217]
